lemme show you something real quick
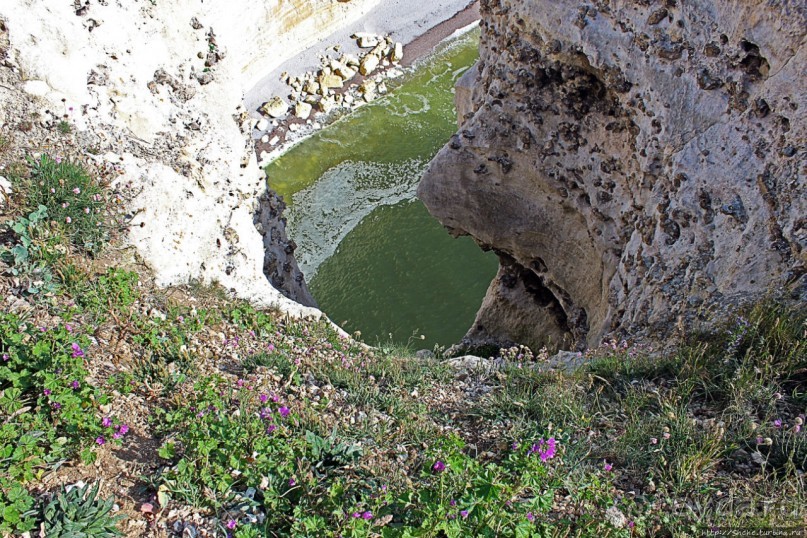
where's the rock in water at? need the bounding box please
[418,0,806,352]
[260,96,288,118]
[253,190,317,308]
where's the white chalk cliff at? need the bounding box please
[1,0,386,316]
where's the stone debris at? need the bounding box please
[260,96,288,118]
[255,31,407,148]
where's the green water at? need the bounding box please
[265,29,498,349]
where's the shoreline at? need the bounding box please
[249,0,480,166]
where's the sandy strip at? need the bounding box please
[244,0,479,115]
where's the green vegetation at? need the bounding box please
[43,482,125,537]
[1,151,804,537]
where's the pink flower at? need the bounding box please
[96,436,105,445]
[65,216,72,224]
[278,406,290,418]
[84,207,90,214]
[101,417,112,427]
[432,461,446,473]
[662,432,670,440]
[73,187,81,194]
[526,512,535,522]
[650,438,658,445]
[460,510,469,519]
[266,424,277,434]
[71,343,84,358]
[288,478,296,487]
[603,460,613,472]
[2,354,8,361]
[43,389,52,396]
[773,419,783,428]
[55,157,62,164]
[70,380,80,389]
[362,511,372,520]
[226,519,237,530]
[259,393,268,403]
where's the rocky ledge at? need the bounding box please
[420,0,805,352]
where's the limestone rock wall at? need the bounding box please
[419,0,806,351]
[1,0,380,317]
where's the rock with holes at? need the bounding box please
[418,0,806,352]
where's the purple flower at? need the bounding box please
[278,406,290,418]
[259,407,272,420]
[43,389,52,396]
[450,499,457,507]
[460,510,469,519]
[71,343,85,358]
[65,323,73,333]
[96,436,105,445]
[266,424,277,434]
[101,417,112,428]
[2,354,8,361]
[773,419,783,428]
[526,512,535,522]
[603,460,613,472]
[628,521,635,529]
[362,511,372,520]
[70,380,80,389]
[352,512,361,519]
[432,460,446,473]
[51,402,62,409]
[259,393,268,404]
[115,424,129,438]
[511,442,519,451]
[289,478,296,487]
[226,519,237,530]
[756,437,764,445]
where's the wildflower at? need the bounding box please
[268,343,275,352]
[450,499,457,507]
[259,407,272,420]
[52,402,61,409]
[65,323,73,332]
[773,419,783,428]
[259,393,269,404]
[460,510,469,519]
[55,157,62,164]
[50,188,56,193]
[526,512,535,522]
[362,511,372,520]
[511,442,519,451]
[118,424,129,435]
[278,406,290,418]
[84,207,90,214]
[73,187,81,194]
[226,519,237,530]
[39,326,47,332]
[289,478,296,487]
[70,380,80,389]
[65,216,72,224]
[2,354,8,361]
[266,424,277,434]
[603,460,613,472]
[43,389,52,396]
[96,436,105,445]
[756,437,764,445]
[628,521,635,529]
[650,438,658,445]
[62,202,69,209]
[352,512,361,519]
[71,343,85,358]
[662,432,671,440]
[796,425,802,433]
[101,417,112,428]
[432,461,446,473]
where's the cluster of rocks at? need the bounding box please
[255,32,404,162]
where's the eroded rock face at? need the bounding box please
[419,0,806,351]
